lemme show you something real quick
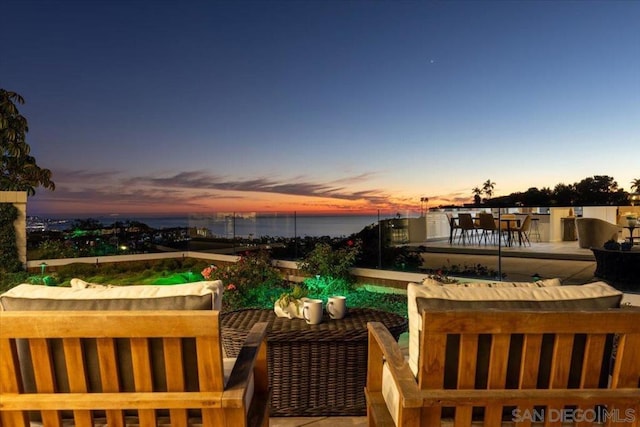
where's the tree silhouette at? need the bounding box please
[552,183,577,206]
[1,89,55,195]
[573,175,626,206]
[468,175,631,208]
[631,178,640,193]
[471,187,482,206]
[482,179,496,199]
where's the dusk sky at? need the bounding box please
[3,0,639,217]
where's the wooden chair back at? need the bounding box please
[446,212,460,229]
[477,213,497,230]
[517,214,531,232]
[0,310,269,427]
[416,309,640,426]
[457,213,476,230]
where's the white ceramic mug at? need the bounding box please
[303,298,323,325]
[327,295,347,320]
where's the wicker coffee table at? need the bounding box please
[220,307,407,417]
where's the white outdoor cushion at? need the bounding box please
[407,281,621,376]
[423,277,562,287]
[69,278,117,288]
[2,280,224,311]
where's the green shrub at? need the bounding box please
[55,263,99,280]
[0,271,29,293]
[347,288,407,318]
[156,258,182,272]
[297,241,360,282]
[0,204,22,273]
[32,240,77,260]
[302,275,353,298]
[202,250,285,311]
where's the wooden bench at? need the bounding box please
[0,310,270,427]
[366,309,640,427]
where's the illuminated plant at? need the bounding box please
[202,250,284,311]
[297,241,361,296]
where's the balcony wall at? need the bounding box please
[26,251,496,291]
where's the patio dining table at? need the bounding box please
[220,307,407,417]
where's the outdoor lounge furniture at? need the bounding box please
[0,282,270,427]
[365,280,640,427]
[575,217,620,249]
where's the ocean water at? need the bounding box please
[42,213,386,238]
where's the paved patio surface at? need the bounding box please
[270,417,366,426]
[417,239,598,284]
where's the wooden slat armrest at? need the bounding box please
[222,322,269,408]
[0,392,224,411]
[368,322,406,366]
[367,322,422,408]
[417,389,640,407]
[365,388,397,427]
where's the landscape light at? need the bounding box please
[40,262,47,276]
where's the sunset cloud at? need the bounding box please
[29,168,411,215]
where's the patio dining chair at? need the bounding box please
[445,212,462,244]
[477,212,498,245]
[513,214,532,246]
[498,213,518,246]
[456,213,478,245]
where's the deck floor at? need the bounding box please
[415,239,598,284]
[270,417,366,426]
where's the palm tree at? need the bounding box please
[482,179,496,199]
[631,178,640,193]
[472,187,482,205]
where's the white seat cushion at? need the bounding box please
[426,278,562,288]
[1,280,224,311]
[408,278,568,376]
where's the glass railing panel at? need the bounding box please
[186,212,297,256]
[23,205,624,286]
